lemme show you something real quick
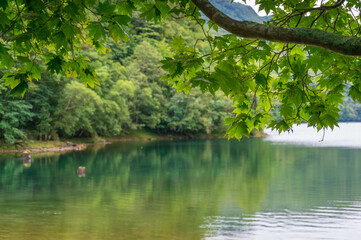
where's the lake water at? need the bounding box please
[2,123,361,239]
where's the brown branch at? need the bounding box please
[309,10,325,28]
[296,0,345,12]
[191,0,361,56]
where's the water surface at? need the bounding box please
[265,122,361,148]
[1,125,361,239]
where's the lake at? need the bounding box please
[2,123,361,239]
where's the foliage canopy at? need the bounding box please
[0,16,233,143]
[1,0,361,137]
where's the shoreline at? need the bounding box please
[0,134,267,154]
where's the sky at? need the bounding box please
[236,0,326,17]
[234,0,268,16]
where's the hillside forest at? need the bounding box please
[0,0,360,144]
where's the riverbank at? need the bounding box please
[0,130,266,154]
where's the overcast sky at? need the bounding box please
[235,0,325,17]
[234,0,268,16]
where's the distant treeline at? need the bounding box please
[339,90,361,122]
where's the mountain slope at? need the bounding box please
[209,0,271,23]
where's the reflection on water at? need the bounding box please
[1,133,361,239]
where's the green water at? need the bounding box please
[1,138,361,239]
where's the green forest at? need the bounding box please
[1,0,361,144]
[0,15,236,144]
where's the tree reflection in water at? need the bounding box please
[1,139,361,239]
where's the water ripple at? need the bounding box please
[202,201,361,240]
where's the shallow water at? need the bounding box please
[1,124,361,239]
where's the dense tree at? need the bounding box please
[1,0,361,137]
[0,97,33,143]
[166,89,232,134]
[0,14,234,143]
[54,81,102,137]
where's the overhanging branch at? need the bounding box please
[191,0,361,56]
[296,0,345,12]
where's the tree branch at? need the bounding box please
[191,0,361,56]
[296,0,345,12]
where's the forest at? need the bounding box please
[0,15,236,144]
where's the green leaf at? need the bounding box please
[52,31,68,50]
[10,80,28,97]
[63,1,85,21]
[224,117,236,125]
[209,21,218,32]
[108,22,128,42]
[80,66,99,88]
[26,62,42,80]
[116,1,136,15]
[290,45,305,56]
[0,52,14,68]
[140,4,158,21]
[97,1,116,15]
[0,0,8,10]
[349,85,361,102]
[93,41,108,54]
[61,22,81,41]
[113,15,132,25]
[255,73,267,88]
[257,0,275,15]
[0,11,10,28]
[321,114,339,130]
[87,22,106,41]
[46,56,64,74]
[270,120,291,134]
[155,2,171,15]
[2,74,18,89]
[280,102,294,118]
[227,121,250,139]
[170,36,186,52]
